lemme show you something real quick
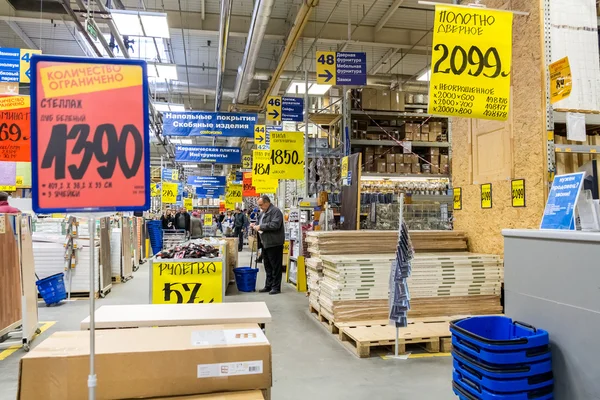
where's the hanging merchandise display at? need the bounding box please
[175,145,241,164]
[162,111,258,138]
[428,5,513,121]
[269,131,305,180]
[0,95,31,162]
[30,56,150,213]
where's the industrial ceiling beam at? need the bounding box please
[5,21,37,49]
[369,48,398,75]
[375,0,405,32]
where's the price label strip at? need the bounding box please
[511,179,525,207]
[0,95,31,162]
[31,56,150,213]
[453,187,462,210]
[428,6,513,121]
[269,131,305,180]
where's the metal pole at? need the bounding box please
[160,156,164,212]
[394,193,404,358]
[304,69,309,198]
[88,216,97,400]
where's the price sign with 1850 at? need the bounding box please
[270,149,302,166]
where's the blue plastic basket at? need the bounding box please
[36,273,67,306]
[451,316,551,364]
[233,267,258,292]
[453,347,553,380]
[453,371,554,400]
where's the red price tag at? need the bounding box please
[0,95,31,162]
[31,57,149,212]
[242,172,256,197]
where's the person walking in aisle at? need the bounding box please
[252,195,284,295]
[0,192,20,213]
[233,207,248,251]
[190,212,203,239]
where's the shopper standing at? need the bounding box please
[190,212,203,239]
[174,207,191,237]
[161,209,175,230]
[252,195,285,295]
[0,192,19,213]
[233,207,248,251]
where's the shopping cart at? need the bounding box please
[162,229,187,249]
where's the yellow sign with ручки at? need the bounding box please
[481,183,492,209]
[151,261,223,304]
[549,57,572,104]
[269,131,305,180]
[511,179,526,207]
[428,5,513,121]
[453,187,462,210]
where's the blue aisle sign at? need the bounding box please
[0,48,41,83]
[540,172,585,230]
[161,168,179,182]
[186,176,226,187]
[266,96,304,122]
[235,171,243,181]
[316,51,367,86]
[162,111,258,138]
[175,145,242,164]
[196,186,225,198]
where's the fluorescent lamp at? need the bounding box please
[417,69,431,82]
[361,175,449,182]
[286,81,307,94]
[109,9,170,38]
[101,35,169,62]
[147,64,178,81]
[154,102,185,112]
[182,164,199,168]
[169,137,193,144]
[308,84,331,95]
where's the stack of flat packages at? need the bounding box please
[306,256,323,312]
[305,230,468,255]
[110,228,122,278]
[318,254,394,322]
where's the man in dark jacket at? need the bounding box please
[252,195,285,295]
[233,207,248,251]
[174,207,191,236]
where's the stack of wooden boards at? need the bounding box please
[305,230,468,255]
[305,257,323,313]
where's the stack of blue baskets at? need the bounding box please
[450,316,553,400]
[147,220,163,255]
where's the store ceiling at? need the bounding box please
[0,0,452,168]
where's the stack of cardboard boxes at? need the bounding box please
[352,88,405,111]
[18,324,272,400]
[362,147,450,175]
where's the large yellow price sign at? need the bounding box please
[481,183,492,209]
[161,182,178,204]
[184,198,193,211]
[204,214,213,226]
[152,261,223,304]
[511,179,525,207]
[429,5,513,121]
[269,131,305,180]
[252,149,272,178]
[225,183,242,210]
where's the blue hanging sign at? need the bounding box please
[316,51,367,86]
[186,176,226,186]
[162,111,258,138]
[196,186,225,198]
[175,145,242,164]
[540,172,585,230]
[161,168,179,182]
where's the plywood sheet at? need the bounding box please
[0,214,22,334]
[19,216,39,341]
[121,218,133,278]
[80,302,272,329]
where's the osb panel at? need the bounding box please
[452,0,546,255]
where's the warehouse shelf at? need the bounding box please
[405,104,428,109]
[351,110,447,119]
[361,172,450,180]
[352,139,450,148]
[555,144,600,154]
[410,194,453,203]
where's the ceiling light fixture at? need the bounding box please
[109,9,170,38]
[147,63,179,81]
[154,102,186,112]
[286,81,332,95]
[416,69,431,82]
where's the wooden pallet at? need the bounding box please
[309,304,338,334]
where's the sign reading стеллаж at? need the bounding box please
[162,111,257,138]
[540,172,585,230]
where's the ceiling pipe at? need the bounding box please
[92,0,130,58]
[233,0,276,104]
[60,0,102,57]
[259,0,319,110]
[215,0,233,111]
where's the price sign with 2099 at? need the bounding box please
[30,56,150,213]
[428,5,513,121]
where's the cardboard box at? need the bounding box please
[431,164,440,174]
[18,324,272,400]
[377,161,387,173]
[430,121,443,132]
[429,155,440,165]
[374,146,385,155]
[428,148,440,156]
[429,131,439,142]
[155,391,265,400]
[390,90,406,111]
[361,88,378,109]
[395,153,404,164]
[365,155,375,171]
[377,89,391,111]
[386,154,396,164]
[387,163,396,173]
[440,155,449,165]
[412,163,421,174]
[404,154,415,164]
[421,123,429,133]
[397,163,409,173]
[441,164,450,174]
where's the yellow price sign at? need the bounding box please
[184,198,193,211]
[316,51,336,85]
[242,154,252,169]
[204,214,213,226]
[161,182,178,204]
[254,179,278,193]
[549,57,572,104]
[252,149,272,178]
[283,240,290,254]
[511,179,526,208]
[453,187,462,210]
[19,49,42,83]
[152,261,223,304]
[341,156,350,186]
[225,183,242,210]
[428,5,513,121]
[151,183,160,197]
[15,176,24,187]
[481,183,492,209]
[266,96,282,121]
[269,131,305,180]
[254,125,266,144]
[0,185,16,192]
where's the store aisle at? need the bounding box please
[0,250,454,399]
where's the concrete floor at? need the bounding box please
[0,250,455,399]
